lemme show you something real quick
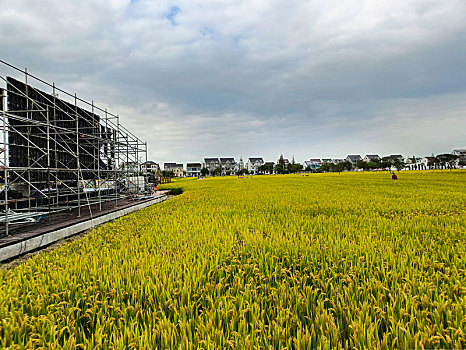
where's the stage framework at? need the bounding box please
[0,59,150,236]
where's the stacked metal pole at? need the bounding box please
[1,89,8,235]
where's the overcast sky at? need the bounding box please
[1,0,465,164]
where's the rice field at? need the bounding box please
[0,171,465,349]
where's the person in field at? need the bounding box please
[392,173,398,180]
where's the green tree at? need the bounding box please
[427,157,437,169]
[334,162,345,174]
[200,168,210,177]
[258,164,267,174]
[356,160,368,171]
[161,170,174,178]
[320,163,332,172]
[436,154,459,170]
[343,161,353,172]
[212,167,222,176]
[392,159,405,172]
[366,161,379,170]
[380,157,392,171]
[265,163,274,174]
[290,163,303,173]
[278,154,285,166]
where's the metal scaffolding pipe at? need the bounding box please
[0,60,150,237]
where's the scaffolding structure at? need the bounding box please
[0,60,150,236]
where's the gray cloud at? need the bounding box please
[1,0,465,164]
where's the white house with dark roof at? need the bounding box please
[363,155,380,162]
[186,163,202,177]
[345,155,362,164]
[247,157,264,174]
[405,156,425,170]
[304,160,321,170]
[141,160,160,173]
[203,158,220,173]
[220,158,237,175]
[452,149,466,165]
[164,163,184,177]
[420,156,436,170]
[164,162,176,170]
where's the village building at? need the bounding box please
[304,159,322,170]
[164,163,184,177]
[345,155,362,164]
[405,157,424,170]
[186,163,202,177]
[247,157,264,174]
[203,158,220,173]
[363,155,380,162]
[220,158,237,175]
[452,149,466,164]
[141,161,160,173]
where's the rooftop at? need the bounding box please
[249,157,264,162]
[204,158,219,163]
[346,155,362,161]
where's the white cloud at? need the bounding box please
[1,0,465,163]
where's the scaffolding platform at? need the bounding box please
[0,59,153,237]
[0,191,169,261]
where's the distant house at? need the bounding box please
[363,155,380,162]
[141,161,160,173]
[164,163,184,177]
[304,161,314,170]
[452,149,466,164]
[164,163,176,170]
[220,158,237,175]
[304,159,322,170]
[345,155,362,164]
[405,157,424,170]
[332,159,345,164]
[321,158,333,163]
[203,158,220,173]
[247,157,264,174]
[421,157,436,170]
[186,163,202,177]
[172,164,184,177]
